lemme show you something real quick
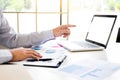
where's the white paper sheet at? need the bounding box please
[59,59,120,80]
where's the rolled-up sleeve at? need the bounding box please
[0,50,12,64]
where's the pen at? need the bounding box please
[27,58,52,62]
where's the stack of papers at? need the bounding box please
[58,59,120,80]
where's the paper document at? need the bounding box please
[24,54,67,68]
[23,46,67,68]
[58,59,120,80]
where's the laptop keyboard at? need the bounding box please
[73,41,99,48]
[58,40,104,51]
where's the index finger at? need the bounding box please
[65,24,76,27]
[62,24,76,29]
[26,49,42,58]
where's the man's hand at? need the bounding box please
[53,24,76,38]
[10,47,42,62]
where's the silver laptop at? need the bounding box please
[58,15,117,52]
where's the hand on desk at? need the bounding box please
[10,47,42,62]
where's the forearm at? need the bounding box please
[0,50,12,64]
[0,30,55,48]
[14,30,55,48]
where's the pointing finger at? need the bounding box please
[63,24,76,28]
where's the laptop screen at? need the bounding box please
[86,15,117,48]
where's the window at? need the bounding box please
[0,0,68,33]
[69,0,120,12]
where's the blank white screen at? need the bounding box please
[87,16,115,45]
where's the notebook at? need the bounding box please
[58,15,117,52]
[24,54,67,68]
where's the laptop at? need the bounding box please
[58,15,117,52]
[116,27,120,42]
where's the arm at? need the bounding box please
[0,12,75,48]
[0,12,55,48]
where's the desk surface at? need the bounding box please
[24,41,120,80]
